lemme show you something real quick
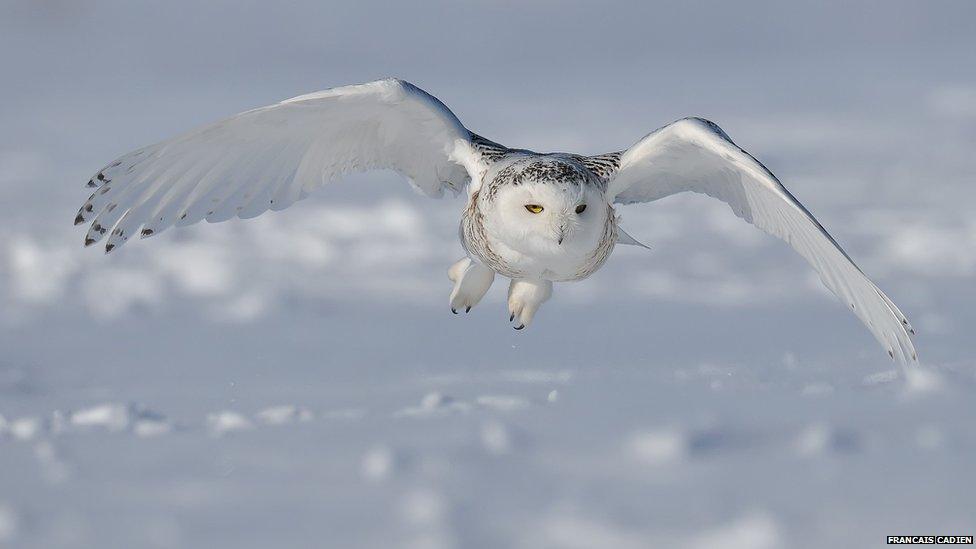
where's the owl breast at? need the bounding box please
[460,196,617,282]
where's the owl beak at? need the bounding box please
[557,225,566,245]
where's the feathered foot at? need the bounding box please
[448,257,495,314]
[507,278,552,330]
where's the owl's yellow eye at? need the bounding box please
[525,204,544,214]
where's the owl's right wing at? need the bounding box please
[74,78,505,253]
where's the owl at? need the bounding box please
[74,79,916,364]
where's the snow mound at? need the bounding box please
[793,423,861,457]
[70,403,133,431]
[206,411,253,436]
[688,511,782,549]
[8,417,42,441]
[625,428,687,466]
[255,405,314,425]
[361,445,398,482]
[395,392,471,418]
[0,503,19,544]
[475,394,530,412]
[69,403,172,436]
[480,420,514,455]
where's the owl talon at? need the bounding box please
[448,257,495,314]
[507,278,552,330]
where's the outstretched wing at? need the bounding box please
[75,78,490,252]
[604,117,917,365]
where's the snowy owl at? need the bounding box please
[74,78,917,364]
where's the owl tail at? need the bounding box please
[617,227,650,250]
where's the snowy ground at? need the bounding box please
[2,305,974,548]
[2,1,976,547]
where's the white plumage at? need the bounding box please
[609,118,916,364]
[75,78,917,365]
[77,79,472,250]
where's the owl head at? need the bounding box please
[480,156,611,258]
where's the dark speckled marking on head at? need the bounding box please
[519,159,587,184]
[484,156,599,203]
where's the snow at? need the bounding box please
[479,420,514,455]
[395,392,472,418]
[474,395,530,412]
[206,411,254,436]
[2,1,976,547]
[625,429,687,466]
[687,512,782,549]
[132,418,173,438]
[0,308,973,547]
[254,405,314,426]
[69,403,132,431]
[360,446,397,482]
[0,503,19,544]
[9,417,41,441]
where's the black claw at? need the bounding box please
[509,313,515,322]
[451,308,457,314]
[514,324,525,330]
[465,306,471,313]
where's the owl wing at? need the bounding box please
[603,117,917,365]
[74,78,497,252]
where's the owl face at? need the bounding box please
[482,159,610,259]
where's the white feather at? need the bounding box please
[607,118,917,365]
[76,78,477,251]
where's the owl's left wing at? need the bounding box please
[603,117,917,365]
